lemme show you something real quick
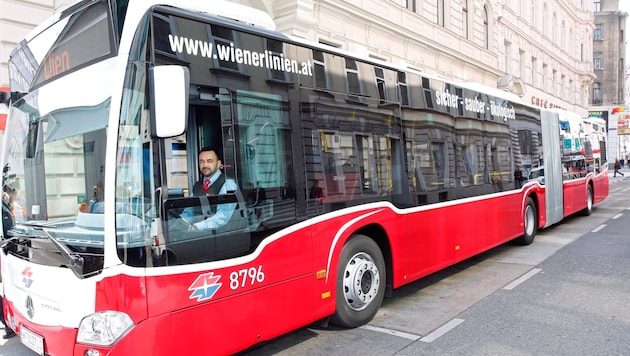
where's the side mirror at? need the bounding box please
[149,66,189,138]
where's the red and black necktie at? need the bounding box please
[202,179,211,192]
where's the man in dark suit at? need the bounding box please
[186,147,238,230]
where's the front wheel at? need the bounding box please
[580,185,593,216]
[516,197,537,245]
[331,234,386,328]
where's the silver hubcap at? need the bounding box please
[525,204,535,236]
[341,252,380,311]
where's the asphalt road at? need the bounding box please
[2,173,629,355]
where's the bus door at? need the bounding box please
[161,87,251,265]
[541,110,563,225]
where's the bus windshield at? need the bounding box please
[2,0,117,277]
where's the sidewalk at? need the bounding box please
[609,165,630,178]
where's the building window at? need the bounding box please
[374,67,387,103]
[531,57,537,87]
[406,0,416,12]
[462,0,469,39]
[153,14,182,59]
[593,0,601,12]
[398,72,409,106]
[592,82,602,104]
[208,25,242,72]
[483,6,489,49]
[422,77,433,109]
[266,39,289,81]
[542,4,548,36]
[504,41,511,73]
[561,20,566,50]
[593,53,602,70]
[312,50,328,89]
[542,63,547,91]
[519,49,526,81]
[437,0,445,27]
[594,24,602,40]
[552,13,558,43]
[345,58,363,100]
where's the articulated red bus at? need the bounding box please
[1,1,608,355]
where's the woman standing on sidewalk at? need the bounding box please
[614,158,624,177]
[0,190,16,339]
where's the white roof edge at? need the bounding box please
[286,34,455,83]
[458,82,524,104]
[24,0,275,45]
[548,108,583,120]
[583,116,605,122]
[287,35,534,104]
[22,6,69,43]
[160,0,275,30]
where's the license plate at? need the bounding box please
[20,326,44,356]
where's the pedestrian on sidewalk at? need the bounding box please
[514,166,523,188]
[0,283,16,339]
[614,158,624,177]
[1,190,16,339]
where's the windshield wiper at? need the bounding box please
[35,226,84,268]
[0,236,19,248]
[16,222,84,268]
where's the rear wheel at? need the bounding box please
[516,197,537,245]
[331,234,386,328]
[581,185,593,216]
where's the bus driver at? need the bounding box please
[185,147,238,231]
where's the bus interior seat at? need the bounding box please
[90,201,104,213]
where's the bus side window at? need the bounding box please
[165,136,189,196]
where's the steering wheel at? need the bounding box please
[167,210,197,231]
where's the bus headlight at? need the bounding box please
[77,311,134,346]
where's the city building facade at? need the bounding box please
[254,0,595,117]
[590,0,626,107]
[0,0,595,116]
[588,0,627,165]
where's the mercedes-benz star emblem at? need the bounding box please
[26,295,34,319]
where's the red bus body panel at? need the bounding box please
[3,299,77,356]
[402,185,545,284]
[563,171,609,218]
[591,170,610,204]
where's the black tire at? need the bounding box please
[580,185,593,216]
[331,234,386,328]
[516,197,537,245]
